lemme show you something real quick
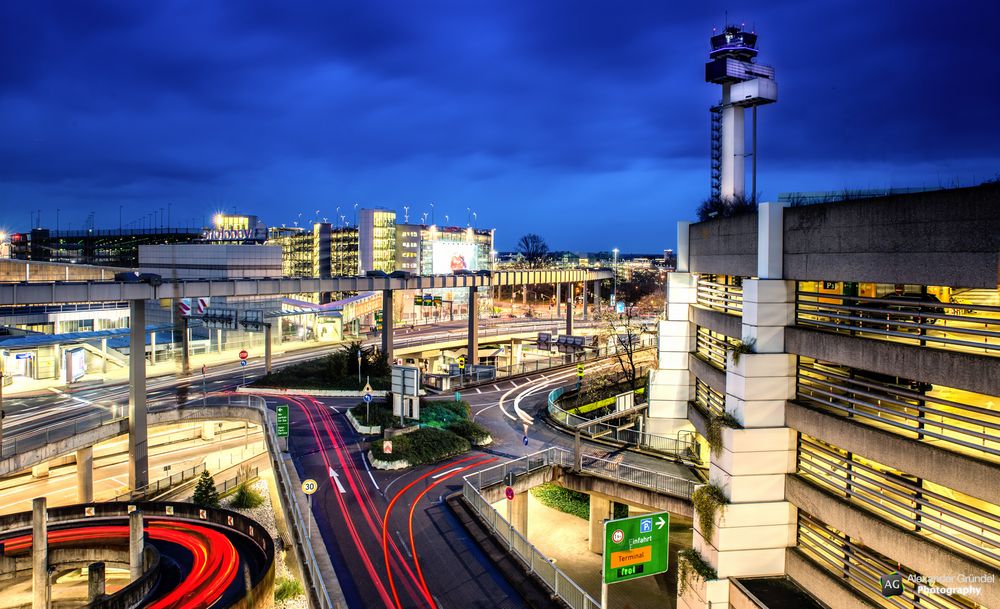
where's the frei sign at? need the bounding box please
[603,512,670,584]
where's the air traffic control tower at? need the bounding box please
[706,25,777,200]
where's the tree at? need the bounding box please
[515,233,550,268]
[595,305,655,393]
[193,470,220,508]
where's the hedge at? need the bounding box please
[530,483,590,520]
[420,399,472,426]
[446,420,491,445]
[254,342,390,390]
[370,427,470,465]
[350,402,396,428]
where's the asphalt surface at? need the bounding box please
[277,358,697,609]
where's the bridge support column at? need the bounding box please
[566,284,575,335]
[181,316,190,375]
[87,562,105,602]
[101,338,108,374]
[588,494,611,554]
[76,446,93,503]
[594,280,602,316]
[32,497,49,609]
[129,509,144,582]
[467,286,479,365]
[264,323,273,375]
[555,283,561,317]
[582,282,588,320]
[508,490,528,536]
[203,421,216,441]
[381,289,394,362]
[128,299,149,491]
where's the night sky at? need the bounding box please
[1,1,997,252]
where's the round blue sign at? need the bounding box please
[363,393,372,403]
[240,359,248,367]
[522,435,529,446]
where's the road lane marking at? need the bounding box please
[475,387,482,394]
[328,467,347,494]
[361,451,380,490]
[492,384,501,392]
[431,467,462,479]
[395,530,412,558]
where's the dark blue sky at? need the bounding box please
[1,1,997,251]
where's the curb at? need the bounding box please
[236,386,389,397]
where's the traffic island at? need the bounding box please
[368,427,470,470]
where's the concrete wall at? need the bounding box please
[690,305,743,339]
[786,401,999,506]
[688,213,758,277]
[783,184,1000,288]
[554,469,693,518]
[689,353,726,394]
[785,549,878,609]
[786,327,1000,397]
[787,477,999,608]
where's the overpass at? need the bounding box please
[0,268,611,490]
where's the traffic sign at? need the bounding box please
[577,363,585,378]
[363,393,372,403]
[362,381,374,394]
[276,405,289,437]
[522,435,529,446]
[504,487,515,501]
[603,511,669,584]
[239,349,249,360]
[457,356,466,370]
[301,479,318,495]
[240,360,248,367]
[384,440,393,454]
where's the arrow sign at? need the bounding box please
[656,516,666,530]
[329,467,347,494]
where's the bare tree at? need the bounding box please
[515,233,550,268]
[595,304,654,393]
[696,194,758,222]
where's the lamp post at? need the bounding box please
[612,248,619,309]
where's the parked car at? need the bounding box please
[389,270,415,278]
[863,292,945,328]
[365,270,389,278]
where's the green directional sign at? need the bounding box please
[276,405,289,438]
[603,511,669,584]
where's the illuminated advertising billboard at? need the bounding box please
[431,242,478,274]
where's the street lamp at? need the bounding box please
[612,248,619,309]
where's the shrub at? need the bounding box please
[192,471,219,508]
[230,482,265,509]
[706,410,742,457]
[370,427,470,465]
[419,399,471,426]
[692,484,728,542]
[255,342,390,390]
[530,483,589,520]
[446,420,491,445]
[350,402,395,428]
[678,548,717,596]
[274,577,304,602]
[613,502,629,519]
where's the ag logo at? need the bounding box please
[880,571,903,597]
[611,529,624,544]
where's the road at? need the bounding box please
[0,317,571,444]
[277,359,697,609]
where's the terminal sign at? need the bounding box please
[603,511,669,584]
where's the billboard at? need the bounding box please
[431,242,478,274]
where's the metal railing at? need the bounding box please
[797,511,976,609]
[1,408,126,460]
[696,275,744,315]
[547,384,698,464]
[694,377,726,418]
[111,462,207,501]
[0,301,128,317]
[796,359,1000,463]
[463,449,600,609]
[217,465,261,495]
[796,289,1000,356]
[798,434,1000,569]
[696,326,729,370]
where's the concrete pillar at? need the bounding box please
[467,286,479,365]
[129,510,143,582]
[76,447,93,503]
[588,494,611,554]
[555,283,561,316]
[181,316,190,375]
[264,323,273,375]
[381,289,394,362]
[150,331,156,365]
[128,300,149,491]
[87,562,105,602]
[594,280,602,315]
[646,272,698,438]
[101,338,108,374]
[676,222,691,273]
[582,282,589,320]
[566,284,575,335]
[216,329,223,353]
[522,284,527,304]
[32,497,49,609]
[203,421,216,441]
[31,462,49,479]
[509,491,528,536]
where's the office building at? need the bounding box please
[652,184,999,609]
[358,208,397,273]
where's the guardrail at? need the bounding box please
[696,275,743,315]
[111,462,207,501]
[463,449,601,609]
[547,387,697,464]
[796,289,1000,356]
